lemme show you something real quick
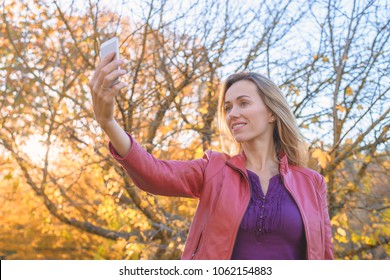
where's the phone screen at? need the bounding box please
[100,37,119,61]
[100,37,121,85]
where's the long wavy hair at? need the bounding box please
[217,71,308,166]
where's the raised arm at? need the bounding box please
[109,134,209,198]
[88,52,130,157]
[88,52,208,198]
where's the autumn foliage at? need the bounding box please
[0,0,389,259]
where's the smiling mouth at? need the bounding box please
[231,123,247,130]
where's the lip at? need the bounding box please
[231,122,247,132]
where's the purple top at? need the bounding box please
[231,170,307,260]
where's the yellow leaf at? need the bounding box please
[364,155,371,163]
[4,172,12,180]
[194,146,204,158]
[311,116,320,123]
[178,204,187,213]
[338,212,348,224]
[351,233,360,243]
[337,227,346,237]
[335,233,348,243]
[363,236,376,246]
[198,106,208,115]
[324,175,329,183]
[331,218,339,227]
[345,86,353,96]
[160,125,171,135]
[345,138,353,144]
[322,56,329,62]
[336,105,346,112]
[314,54,319,60]
[312,149,331,169]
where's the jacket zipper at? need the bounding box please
[191,230,204,259]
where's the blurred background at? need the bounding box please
[0,0,389,259]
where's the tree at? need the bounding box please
[0,0,388,259]
[271,0,390,259]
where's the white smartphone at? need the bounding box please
[100,37,121,85]
[100,37,120,62]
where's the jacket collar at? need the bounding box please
[226,150,289,175]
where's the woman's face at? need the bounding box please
[224,80,275,144]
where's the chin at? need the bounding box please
[234,136,250,143]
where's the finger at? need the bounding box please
[98,60,125,88]
[90,52,117,87]
[94,55,122,86]
[108,82,129,98]
[98,52,117,70]
[100,69,127,89]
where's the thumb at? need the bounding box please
[109,82,129,98]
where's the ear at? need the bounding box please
[269,112,276,123]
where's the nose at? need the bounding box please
[227,106,240,120]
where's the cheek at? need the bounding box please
[244,107,263,120]
[255,107,271,119]
[248,110,272,130]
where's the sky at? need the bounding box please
[5,0,389,162]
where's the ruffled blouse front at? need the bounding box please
[231,170,307,260]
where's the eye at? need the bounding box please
[240,101,249,107]
[224,105,232,112]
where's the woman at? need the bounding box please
[89,52,334,260]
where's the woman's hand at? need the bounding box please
[88,52,128,128]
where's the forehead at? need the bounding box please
[225,80,260,102]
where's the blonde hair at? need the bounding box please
[217,71,308,166]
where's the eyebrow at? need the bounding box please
[224,95,252,104]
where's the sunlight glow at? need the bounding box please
[21,135,59,166]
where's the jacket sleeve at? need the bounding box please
[109,133,208,198]
[319,176,335,260]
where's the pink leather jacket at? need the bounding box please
[109,134,334,260]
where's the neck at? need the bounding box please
[242,138,278,172]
